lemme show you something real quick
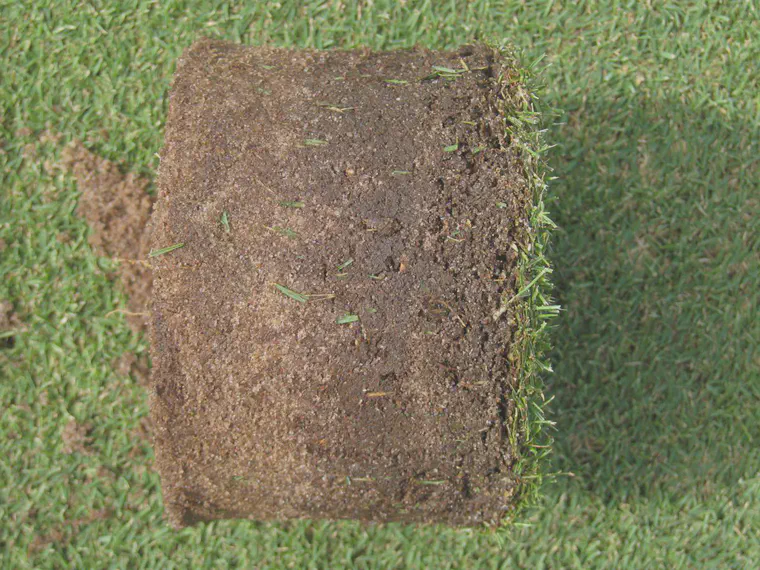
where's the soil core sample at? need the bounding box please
[151,39,552,527]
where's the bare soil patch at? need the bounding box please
[62,141,154,333]
[61,419,93,455]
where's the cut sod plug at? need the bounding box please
[150,39,555,527]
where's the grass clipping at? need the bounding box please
[150,39,556,528]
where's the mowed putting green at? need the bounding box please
[1,1,758,568]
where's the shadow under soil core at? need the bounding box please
[544,92,758,504]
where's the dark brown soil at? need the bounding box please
[151,39,532,527]
[62,141,154,333]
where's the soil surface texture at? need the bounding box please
[151,39,532,527]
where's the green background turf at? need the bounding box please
[1,1,758,567]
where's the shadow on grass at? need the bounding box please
[545,92,758,502]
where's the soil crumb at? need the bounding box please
[62,141,154,332]
[61,419,93,455]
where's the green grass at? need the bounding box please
[147,243,184,258]
[220,210,230,233]
[336,314,359,325]
[1,1,758,568]
[492,46,558,512]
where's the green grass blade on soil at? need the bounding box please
[148,243,184,258]
[273,283,308,303]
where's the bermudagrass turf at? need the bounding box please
[0,1,757,568]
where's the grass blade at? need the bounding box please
[336,314,359,324]
[265,226,298,238]
[317,103,354,113]
[149,243,184,258]
[432,65,464,74]
[274,283,308,303]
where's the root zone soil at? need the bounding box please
[150,39,545,527]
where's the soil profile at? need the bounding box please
[151,39,538,527]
